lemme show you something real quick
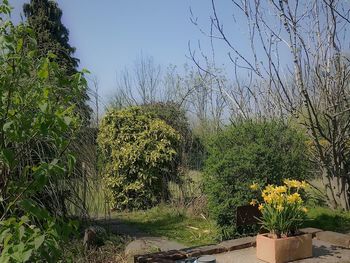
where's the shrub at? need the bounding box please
[204,120,310,239]
[141,102,205,170]
[98,107,181,210]
[0,2,85,261]
[141,102,190,141]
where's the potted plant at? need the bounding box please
[249,180,312,263]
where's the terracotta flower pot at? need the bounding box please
[256,233,312,263]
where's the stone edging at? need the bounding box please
[134,236,256,263]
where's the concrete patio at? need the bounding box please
[214,239,350,263]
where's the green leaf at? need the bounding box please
[16,38,23,52]
[39,102,48,112]
[2,148,15,168]
[3,121,13,131]
[21,249,33,262]
[64,116,72,125]
[0,228,11,243]
[67,154,76,175]
[38,60,49,79]
[33,235,45,250]
[33,171,47,191]
[19,199,49,220]
[18,225,25,240]
[47,52,57,59]
[81,68,90,74]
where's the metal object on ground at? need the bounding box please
[175,258,196,263]
[197,255,216,263]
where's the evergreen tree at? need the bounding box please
[23,0,78,74]
[23,0,91,120]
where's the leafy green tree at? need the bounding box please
[98,107,181,210]
[0,2,84,260]
[204,120,310,239]
[23,0,91,121]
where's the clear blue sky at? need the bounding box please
[10,0,249,103]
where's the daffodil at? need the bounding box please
[250,183,259,191]
[287,192,301,204]
[250,180,307,237]
[250,199,258,206]
[300,181,308,189]
[263,194,272,204]
[277,204,284,212]
[265,184,275,193]
[275,185,287,194]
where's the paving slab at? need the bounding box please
[125,237,186,262]
[218,236,256,251]
[315,231,350,248]
[214,239,350,263]
[300,228,323,238]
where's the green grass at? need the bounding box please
[114,205,218,247]
[304,206,350,233]
[114,205,350,247]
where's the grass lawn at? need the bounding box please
[114,205,218,247]
[304,206,350,233]
[112,204,350,249]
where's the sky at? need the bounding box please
[11,0,242,106]
[10,1,350,109]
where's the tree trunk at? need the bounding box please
[322,167,350,210]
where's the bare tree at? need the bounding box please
[192,0,350,210]
[114,54,161,106]
[182,65,228,134]
[112,55,228,135]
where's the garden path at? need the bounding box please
[94,218,186,261]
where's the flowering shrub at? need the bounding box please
[250,180,309,238]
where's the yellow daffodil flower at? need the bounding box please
[250,183,259,191]
[250,199,258,206]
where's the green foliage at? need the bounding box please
[141,102,206,170]
[141,102,190,141]
[204,120,310,239]
[0,2,85,261]
[141,102,188,166]
[98,106,181,210]
[0,215,77,263]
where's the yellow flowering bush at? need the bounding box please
[250,179,309,238]
[98,107,181,210]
